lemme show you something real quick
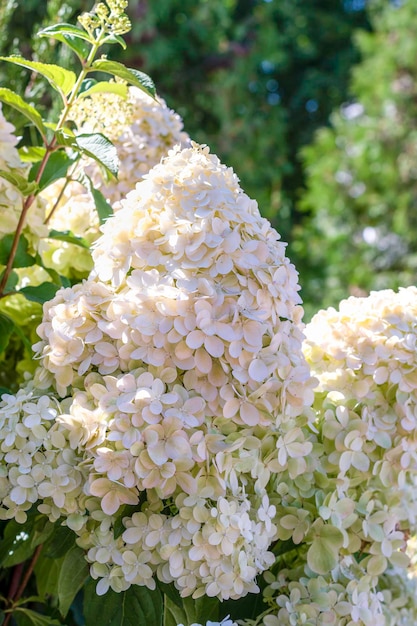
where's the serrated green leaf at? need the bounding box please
[0,269,18,294]
[75,133,119,177]
[164,594,219,626]
[46,229,90,249]
[29,150,77,190]
[79,172,113,224]
[37,23,92,43]
[13,608,61,626]
[104,33,127,49]
[0,168,38,195]
[57,545,89,616]
[54,127,75,144]
[43,524,77,559]
[0,234,35,268]
[83,579,163,626]
[90,60,155,99]
[34,553,61,600]
[0,88,46,138]
[78,80,128,99]
[0,312,14,353]
[19,282,60,305]
[19,146,47,163]
[37,23,91,61]
[0,56,76,98]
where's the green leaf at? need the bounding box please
[78,80,128,99]
[83,579,163,626]
[0,269,18,294]
[43,524,77,559]
[19,282,60,305]
[272,537,297,557]
[104,33,127,49]
[37,23,91,61]
[164,594,219,626]
[40,265,71,288]
[0,88,46,138]
[75,133,119,177]
[35,554,61,600]
[0,312,14,353]
[13,608,61,626]
[0,234,35,268]
[0,514,53,568]
[79,172,113,224]
[90,60,156,99]
[57,545,89,616]
[0,56,76,98]
[0,169,38,196]
[19,146,47,164]
[46,229,90,249]
[29,150,77,190]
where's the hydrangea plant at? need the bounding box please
[0,0,417,625]
[1,142,316,606]
[254,287,417,625]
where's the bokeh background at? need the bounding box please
[1,0,414,319]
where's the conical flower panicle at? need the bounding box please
[4,144,317,600]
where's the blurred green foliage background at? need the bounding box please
[1,0,415,319]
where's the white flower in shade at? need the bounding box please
[39,86,190,277]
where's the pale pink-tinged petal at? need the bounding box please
[204,335,224,357]
[195,348,212,374]
[186,330,205,349]
[101,490,121,515]
[248,359,269,382]
[223,398,240,419]
[147,442,169,465]
[240,402,260,426]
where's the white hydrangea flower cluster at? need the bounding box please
[303,288,417,571]
[258,287,417,625]
[0,385,87,525]
[261,560,417,626]
[0,104,47,249]
[1,144,316,601]
[40,86,190,277]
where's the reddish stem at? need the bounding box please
[4,544,43,626]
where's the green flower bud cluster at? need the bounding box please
[78,0,131,39]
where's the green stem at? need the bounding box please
[0,34,105,297]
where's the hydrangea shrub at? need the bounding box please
[256,288,417,625]
[0,143,316,601]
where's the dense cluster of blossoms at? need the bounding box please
[257,287,417,625]
[0,143,316,600]
[0,104,47,250]
[40,86,190,277]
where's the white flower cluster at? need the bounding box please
[1,144,315,601]
[0,104,47,249]
[259,287,417,625]
[40,86,190,277]
[261,560,417,626]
